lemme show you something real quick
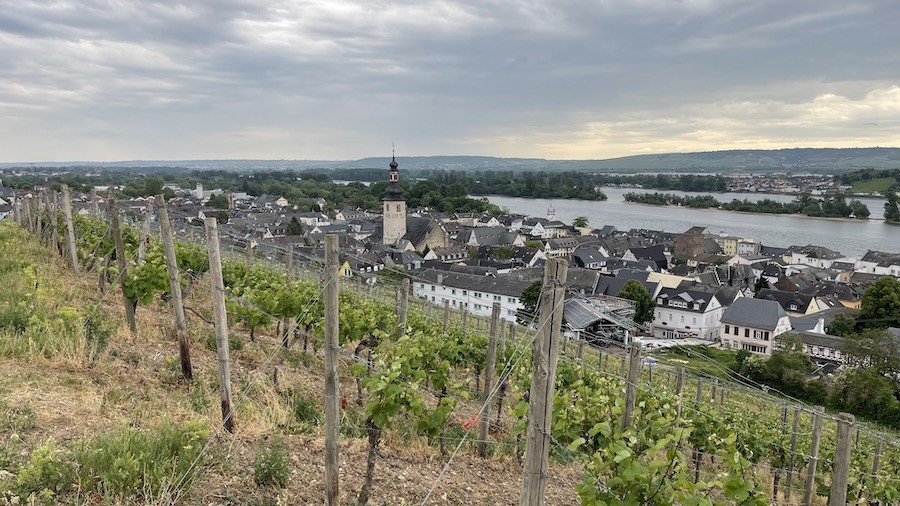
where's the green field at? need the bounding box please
[851,177,895,193]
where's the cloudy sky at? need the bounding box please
[1,0,899,161]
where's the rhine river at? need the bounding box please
[486,188,900,257]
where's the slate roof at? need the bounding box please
[789,307,853,332]
[791,331,845,350]
[655,287,717,313]
[572,247,610,268]
[412,268,534,297]
[790,244,843,260]
[757,289,814,313]
[720,297,787,331]
[861,250,900,267]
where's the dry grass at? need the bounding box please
[0,222,580,505]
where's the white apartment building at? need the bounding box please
[652,287,726,341]
[411,269,534,322]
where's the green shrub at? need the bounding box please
[205,333,245,352]
[10,440,75,503]
[84,312,115,360]
[0,303,31,333]
[74,422,209,500]
[253,436,290,488]
[289,391,321,433]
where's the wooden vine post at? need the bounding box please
[519,259,567,506]
[803,407,824,506]
[478,302,500,459]
[675,368,685,417]
[398,277,410,337]
[785,408,801,500]
[324,235,341,505]
[50,193,60,255]
[443,300,450,331]
[108,192,137,333]
[204,217,235,433]
[622,343,642,429]
[156,196,193,381]
[61,185,79,272]
[828,413,855,506]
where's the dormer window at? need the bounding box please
[789,304,798,311]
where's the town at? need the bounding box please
[4,158,897,370]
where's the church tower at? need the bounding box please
[382,153,406,244]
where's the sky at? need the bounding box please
[1,0,899,162]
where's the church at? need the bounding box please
[380,154,449,252]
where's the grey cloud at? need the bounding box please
[0,0,898,161]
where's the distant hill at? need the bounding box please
[3,147,900,173]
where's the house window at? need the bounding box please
[725,325,730,334]
[734,326,739,335]
[789,304,798,311]
[744,328,750,337]
[508,297,515,303]
[420,283,425,289]
[451,289,456,295]
[431,285,435,292]
[692,317,696,325]
[669,314,673,321]
[396,204,401,212]
[431,296,435,302]
[463,290,467,296]
[680,315,684,323]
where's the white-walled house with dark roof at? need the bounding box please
[719,297,791,355]
[651,287,725,341]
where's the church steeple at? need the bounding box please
[383,150,407,244]
[384,149,404,202]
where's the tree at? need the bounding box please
[285,217,304,236]
[618,280,655,325]
[858,277,900,329]
[841,328,900,378]
[516,280,542,324]
[207,194,229,209]
[213,210,229,224]
[885,193,900,222]
[828,368,900,427]
[573,216,589,228]
[145,177,164,197]
[753,277,770,296]
[826,313,856,337]
[849,199,870,219]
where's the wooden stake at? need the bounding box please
[138,199,153,264]
[398,277,410,337]
[519,259,567,506]
[108,192,137,333]
[622,344,642,429]
[675,368,685,417]
[479,302,500,459]
[61,185,79,272]
[803,407,824,506]
[324,235,341,505]
[157,196,192,381]
[443,300,450,331]
[785,408,800,500]
[828,413,855,506]
[204,217,234,433]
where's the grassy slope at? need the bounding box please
[0,221,578,505]
[850,177,894,193]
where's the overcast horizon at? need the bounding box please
[2,0,899,162]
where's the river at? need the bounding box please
[486,188,900,257]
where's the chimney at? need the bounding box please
[437,273,444,285]
[813,318,825,334]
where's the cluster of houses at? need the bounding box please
[2,161,898,373]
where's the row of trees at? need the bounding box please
[624,192,871,219]
[745,278,900,428]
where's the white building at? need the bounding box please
[652,287,726,341]
[411,269,534,322]
[719,297,791,355]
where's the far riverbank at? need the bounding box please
[621,201,879,223]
